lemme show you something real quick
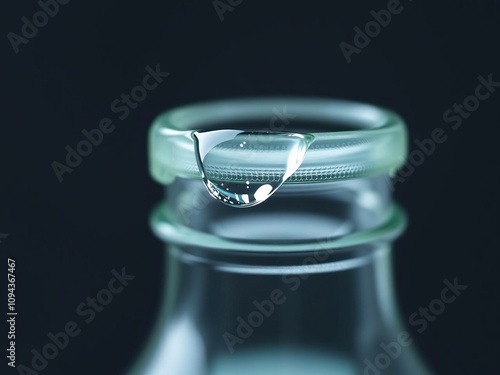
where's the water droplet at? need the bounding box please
[192,130,314,208]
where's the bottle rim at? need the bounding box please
[149,97,408,185]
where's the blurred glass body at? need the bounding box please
[129,98,433,375]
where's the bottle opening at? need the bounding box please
[149,98,407,185]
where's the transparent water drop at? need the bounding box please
[192,130,314,208]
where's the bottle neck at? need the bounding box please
[131,176,428,374]
[130,243,407,375]
[175,245,396,355]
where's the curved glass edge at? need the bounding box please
[149,97,408,185]
[149,202,407,253]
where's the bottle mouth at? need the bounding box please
[149,97,408,185]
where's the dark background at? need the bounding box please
[1,0,499,374]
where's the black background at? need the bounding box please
[1,0,499,374]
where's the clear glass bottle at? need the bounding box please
[128,98,433,375]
